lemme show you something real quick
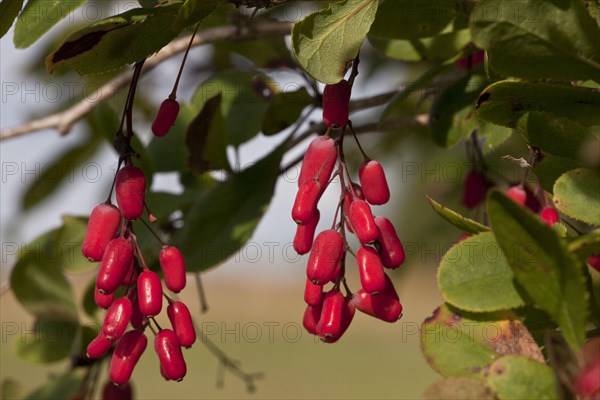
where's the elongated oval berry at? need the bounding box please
[87,333,113,359]
[116,166,146,220]
[155,329,187,382]
[306,230,344,285]
[322,80,351,128]
[304,278,323,307]
[294,209,320,255]
[540,206,559,226]
[302,304,322,335]
[322,300,355,343]
[160,364,172,381]
[375,216,405,269]
[102,380,133,400]
[110,330,148,385]
[575,357,600,398]
[356,246,386,294]
[137,271,163,316]
[462,170,491,209]
[506,185,526,205]
[344,185,363,233]
[359,160,390,205]
[587,253,600,272]
[82,203,121,261]
[352,289,402,323]
[152,99,180,137]
[97,238,133,294]
[292,180,321,225]
[95,286,114,309]
[382,273,399,301]
[102,297,133,341]
[349,200,378,244]
[121,259,136,287]
[167,301,196,348]
[298,136,338,188]
[127,290,146,331]
[317,289,345,339]
[159,246,186,293]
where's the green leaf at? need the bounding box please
[46,4,182,75]
[173,147,283,271]
[438,232,525,312]
[292,0,378,84]
[369,0,457,40]
[486,355,558,400]
[82,277,99,319]
[568,229,600,260]
[487,191,588,349]
[25,369,86,400]
[476,81,600,128]
[191,70,272,146]
[54,215,92,273]
[175,0,219,29]
[14,0,86,48]
[427,196,490,235]
[422,377,496,400]
[186,94,231,173]
[553,168,600,226]
[0,0,23,38]
[217,35,295,69]
[14,320,76,364]
[471,0,600,82]
[533,154,580,194]
[262,88,314,136]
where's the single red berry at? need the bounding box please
[159,246,186,293]
[540,206,560,226]
[349,200,379,244]
[292,179,321,225]
[298,136,338,188]
[82,203,121,261]
[304,278,323,307]
[116,166,146,220]
[95,285,114,309]
[167,301,196,348]
[381,273,400,301]
[127,290,146,331]
[137,271,163,317]
[322,80,351,128]
[155,329,187,382]
[160,364,172,381]
[344,185,363,233]
[306,230,344,285]
[322,299,355,343]
[374,216,405,269]
[302,304,322,335]
[356,246,386,294]
[121,259,136,287]
[86,332,113,359]
[462,170,491,209]
[456,50,485,70]
[294,209,320,255]
[587,253,600,272]
[359,160,390,205]
[152,99,180,137]
[102,380,133,400]
[97,237,133,294]
[102,297,133,341]
[109,330,148,385]
[317,289,345,339]
[574,357,600,398]
[352,289,403,323]
[506,185,526,205]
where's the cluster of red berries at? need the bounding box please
[82,162,196,385]
[292,80,405,343]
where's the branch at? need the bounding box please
[0,20,293,141]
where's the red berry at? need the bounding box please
[304,278,323,307]
[574,357,600,398]
[102,297,133,341]
[322,80,351,128]
[102,380,133,400]
[322,299,354,343]
[359,160,390,205]
[97,238,133,295]
[587,253,600,272]
[298,136,338,188]
[109,330,148,385]
[540,206,559,226]
[167,301,196,348]
[506,185,526,205]
[374,216,405,269]
[151,99,180,137]
[292,179,321,225]
[82,203,121,261]
[344,185,363,233]
[352,289,402,323]
[306,230,344,285]
[294,209,320,255]
[160,364,172,381]
[155,329,187,382]
[381,274,400,301]
[317,289,345,339]
[356,246,386,294]
[121,259,136,287]
[87,332,113,359]
[302,304,322,335]
[116,166,146,220]
[127,290,146,331]
[462,170,491,209]
[349,200,378,244]
[137,271,163,316]
[95,285,114,309]
[456,50,485,70]
[159,246,186,293]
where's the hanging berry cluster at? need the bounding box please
[292,74,405,343]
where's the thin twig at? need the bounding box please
[195,272,209,314]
